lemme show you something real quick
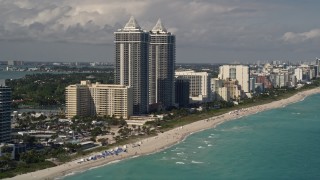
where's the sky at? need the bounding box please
[0,0,320,63]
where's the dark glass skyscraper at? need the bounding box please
[149,19,175,109]
[114,17,149,114]
[0,80,11,143]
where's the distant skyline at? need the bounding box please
[0,0,319,63]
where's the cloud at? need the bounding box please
[282,29,320,43]
[0,0,260,46]
[0,0,319,62]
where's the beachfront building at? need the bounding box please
[223,79,242,101]
[211,78,224,101]
[66,81,133,119]
[114,16,149,115]
[218,65,250,93]
[256,75,273,89]
[0,80,12,143]
[175,77,190,107]
[249,77,256,92]
[175,70,211,103]
[65,81,92,118]
[269,73,289,88]
[217,87,230,102]
[148,19,175,109]
[294,68,303,82]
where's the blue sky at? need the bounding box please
[0,0,319,63]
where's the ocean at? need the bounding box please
[64,94,320,180]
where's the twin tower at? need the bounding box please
[114,16,176,115]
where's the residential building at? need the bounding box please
[175,70,211,103]
[270,73,289,88]
[175,77,190,107]
[217,87,230,102]
[218,65,250,93]
[65,81,92,118]
[256,75,273,89]
[0,80,11,143]
[223,79,242,100]
[249,77,256,92]
[210,78,224,101]
[7,60,24,66]
[294,68,303,82]
[114,16,149,115]
[149,19,175,109]
[66,81,133,119]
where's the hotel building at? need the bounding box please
[149,19,175,109]
[114,16,149,115]
[66,81,132,119]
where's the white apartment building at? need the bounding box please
[175,70,211,103]
[211,78,224,101]
[66,81,133,119]
[294,68,303,82]
[217,87,230,102]
[218,65,250,93]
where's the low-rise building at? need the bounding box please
[175,70,211,103]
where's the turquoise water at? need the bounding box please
[64,94,320,180]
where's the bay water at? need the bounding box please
[64,94,320,180]
[0,71,69,80]
[0,71,38,79]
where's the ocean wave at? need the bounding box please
[191,160,204,164]
[292,112,301,115]
[171,147,185,152]
[160,157,168,160]
[221,126,250,132]
[176,162,185,164]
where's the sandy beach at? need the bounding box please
[8,87,320,180]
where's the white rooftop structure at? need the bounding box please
[151,19,167,33]
[122,16,142,32]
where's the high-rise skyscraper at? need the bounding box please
[0,80,11,143]
[149,19,175,109]
[114,17,149,115]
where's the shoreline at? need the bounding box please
[8,87,320,180]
